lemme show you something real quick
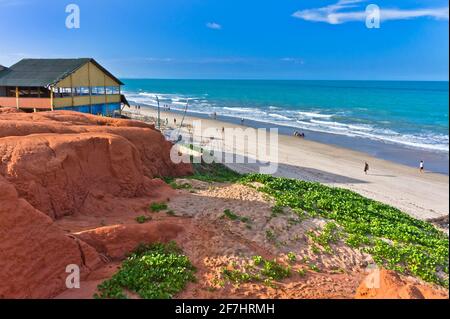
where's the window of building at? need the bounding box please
[39,88,51,98]
[28,87,40,98]
[7,87,16,97]
[94,87,105,95]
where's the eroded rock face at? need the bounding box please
[355,269,448,299]
[0,111,192,219]
[0,111,192,298]
[0,176,103,298]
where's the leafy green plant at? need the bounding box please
[190,162,242,183]
[223,209,239,221]
[297,268,306,277]
[149,202,168,212]
[241,174,449,287]
[271,205,284,217]
[287,252,297,263]
[94,242,196,299]
[261,260,291,280]
[240,216,251,224]
[221,257,290,285]
[308,222,339,253]
[222,268,256,284]
[311,245,321,254]
[287,217,301,226]
[223,209,252,225]
[265,230,276,242]
[166,210,176,216]
[253,255,263,266]
[309,264,320,272]
[170,182,193,190]
[135,215,152,224]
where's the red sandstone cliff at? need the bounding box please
[0,110,192,298]
[0,110,192,219]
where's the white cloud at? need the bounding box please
[280,57,304,65]
[206,22,222,30]
[292,0,449,25]
[146,57,174,63]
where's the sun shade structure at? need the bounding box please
[0,58,126,116]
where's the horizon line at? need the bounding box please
[118,78,450,82]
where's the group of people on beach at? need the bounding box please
[293,131,305,138]
[150,106,430,176]
[210,112,247,127]
[364,160,425,174]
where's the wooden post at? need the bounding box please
[50,86,54,111]
[88,62,92,113]
[104,74,107,104]
[118,86,122,116]
[15,87,19,109]
[70,74,74,107]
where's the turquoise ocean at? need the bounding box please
[123,80,449,174]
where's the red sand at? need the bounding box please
[0,110,191,298]
[356,269,448,299]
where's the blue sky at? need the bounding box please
[0,0,448,80]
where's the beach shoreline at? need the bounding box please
[122,99,449,175]
[122,80,449,175]
[123,105,449,221]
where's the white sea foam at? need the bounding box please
[297,111,333,119]
[125,91,449,153]
[268,113,291,120]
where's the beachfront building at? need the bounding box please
[0,58,129,115]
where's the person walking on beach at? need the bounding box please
[364,162,369,175]
[419,160,424,173]
[241,118,245,125]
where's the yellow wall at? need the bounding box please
[52,61,121,109]
[55,61,121,88]
[53,95,121,108]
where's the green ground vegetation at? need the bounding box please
[241,174,449,287]
[94,242,196,299]
[163,162,449,287]
[221,256,291,286]
[149,202,168,212]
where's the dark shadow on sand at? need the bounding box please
[367,174,396,177]
[218,152,369,185]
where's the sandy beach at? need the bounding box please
[124,106,449,221]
